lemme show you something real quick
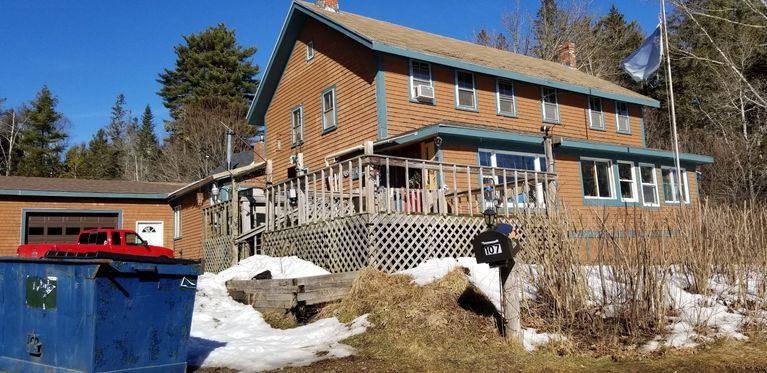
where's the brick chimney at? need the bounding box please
[253,139,265,162]
[315,0,339,11]
[558,42,576,69]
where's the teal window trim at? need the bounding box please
[290,104,304,147]
[496,78,517,117]
[306,40,315,61]
[638,162,660,207]
[541,87,560,124]
[660,166,691,204]
[580,156,616,200]
[321,85,338,133]
[616,160,639,203]
[587,96,605,131]
[615,101,631,134]
[408,58,435,104]
[454,69,478,111]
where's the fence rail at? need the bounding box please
[266,154,557,230]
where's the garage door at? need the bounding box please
[24,212,119,244]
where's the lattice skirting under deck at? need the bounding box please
[262,213,552,274]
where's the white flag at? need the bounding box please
[622,24,663,82]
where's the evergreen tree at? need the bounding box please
[82,129,120,179]
[532,0,564,61]
[62,144,87,179]
[591,5,644,87]
[157,23,259,123]
[15,86,67,177]
[134,105,160,180]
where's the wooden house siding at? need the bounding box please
[172,191,207,260]
[441,143,699,230]
[382,55,643,148]
[0,197,173,256]
[264,18,378,182]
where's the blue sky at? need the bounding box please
[0,0,660,147]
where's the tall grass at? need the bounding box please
[515,202,767,348]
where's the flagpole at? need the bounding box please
[661,0,685,205]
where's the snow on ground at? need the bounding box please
[188,255,370,372]
[399,257,763,352]
[398,257,563,351]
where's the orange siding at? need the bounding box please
[383,55,643,147]
[265,18,379,182]
[171,191,208,260]
[0,198,173,256]
[442,145,700,230]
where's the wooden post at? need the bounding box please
[542,132,558,212]
[265,160,273,230]
[499,263,521,342]
[363,141,375,215]
[231,178,239,266]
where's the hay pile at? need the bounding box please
[317,268,533,371]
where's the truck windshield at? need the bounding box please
[125,233,146,246]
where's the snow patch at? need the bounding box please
[399,257,564,351]
[188,255,369,372]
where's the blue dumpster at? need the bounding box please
[0,257,201,373]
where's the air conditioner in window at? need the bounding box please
[414,84,435,101]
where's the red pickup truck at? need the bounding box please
[17,229,174,258]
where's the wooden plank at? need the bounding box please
[297,287,352,305]
[251,299,297,309]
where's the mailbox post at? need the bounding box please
[472,209,522,341]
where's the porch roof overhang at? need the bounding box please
[376,123,714,165]
[168,161,266,201]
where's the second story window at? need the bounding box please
[291,105,304,146]
[541,87,560,123]
[322,86,337,131]
[410,60,433,101]
[588,96,604,130]
[616,101,631,133]
[496,78,516,116]
[455,70,476,110]
[306,41,314,61]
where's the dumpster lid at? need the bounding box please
[0,252,201,277]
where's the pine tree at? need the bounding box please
[82,129,120,179]
[157,23,259,124]
[134,105,160,180]
[591,5,644,87]
[62,144,87,179]
[532,0,563,61]
[15,86,67,177]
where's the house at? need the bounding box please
[0,176,182,256]
[167,144,266,271]
[240,0,713,272]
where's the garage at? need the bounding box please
[24,211,120,244]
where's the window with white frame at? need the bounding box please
[588,96,604,130]
[639,163,659,206]
[306,41,315,61]
[616,101,630,133]
[617,161,638,202]
[173,206,181,239]
[410,60,432,99]
[581,158,613,198]
[478,149,547,208]
[661,167,690,203]
[322,87,336,130]
[496,78,516,116]
[291,106,303,145]
[455,70,476,109]
[541,87,560,123]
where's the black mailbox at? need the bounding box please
[472,223,521,267]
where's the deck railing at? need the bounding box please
[265,154,557,230]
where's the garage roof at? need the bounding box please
[0,176,184,199]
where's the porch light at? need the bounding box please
[483,208,497,228]
[211,184,220,203]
